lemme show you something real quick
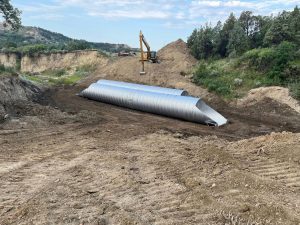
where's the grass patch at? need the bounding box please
[22,74,45,84]
[192,59,283,99]
[192,42,300,100]
[22,64,96,86]
[48,74,83,85]
[287,79,300,100]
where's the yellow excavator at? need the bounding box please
[139,31,159,75]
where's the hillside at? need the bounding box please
[0,24,134,53]
[188,7,300,100]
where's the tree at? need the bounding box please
[239,11,254,36]
[212,21,222,57]
[220,13,237,56]
[249,15,272,48]
[289,6,300,45]
[0,0,21,30]
[197,25,214,59]
[187,29,197,49]
[264,11,292,46]
[66,40,91,51]
[187,25,216,59]
[227,21,249,56]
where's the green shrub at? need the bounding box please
[207,80,232,96]
[193,62,232,97]
[240,42,298,83]
[287,79,300,100]
[240,48,276,70]
[19,44,48,56]
[53,69,66,77]
[0,64,17,75]
[0,64,6,72]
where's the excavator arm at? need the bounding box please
[139,31,158,75]
[140,31,151,53]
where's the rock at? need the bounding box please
[239,204,250,213]
[87,189,98,194]
[255,81,262,87]
[97,218,108,225]
[234,78,243,86]
[73,203,84,209]
[213,168,222,176]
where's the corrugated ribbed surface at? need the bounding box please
[81,82,227,126]
[97,79,188,96]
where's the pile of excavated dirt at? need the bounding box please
[0,76,101,129]
[82,39,210,98]
[0,75,41,120]
[236,86,300,114]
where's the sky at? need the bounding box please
[10,0,299,50]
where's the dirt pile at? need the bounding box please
[83,39,209,98]
[229,131,300,163]
[237,86,300,114]
[0,76,100,129]
[157,39,197,72]
[0,76,41,120]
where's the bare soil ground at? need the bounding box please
[1,40,300,225]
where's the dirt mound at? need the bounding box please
[0,76,42,120]
[0,76,41,103]
[0,76,101,129]
[82,39,209,98]
[237,86,300,113]
[157,39,197,72]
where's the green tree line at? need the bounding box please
[187,6,300,59]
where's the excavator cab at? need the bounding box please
[149,51,158,63]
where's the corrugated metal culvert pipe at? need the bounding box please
[80,80,227,126]
[97,79,188,96]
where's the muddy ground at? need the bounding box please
[0,82,300,225]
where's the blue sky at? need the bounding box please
[10,0,299,50]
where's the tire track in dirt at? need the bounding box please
[249,160,300,189]
[225,144,300,191]
[0,136,101,220]
[51,134,221,225]
[0,122,112,176]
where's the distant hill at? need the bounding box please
[0,24,135,53]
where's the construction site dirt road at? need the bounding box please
[0,84,299,225]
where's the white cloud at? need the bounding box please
[192,1,222,7]
[223,1,254,7]
[17,0,299,27]
[88,10,170,19]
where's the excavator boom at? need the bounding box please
[139,31,158,75]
